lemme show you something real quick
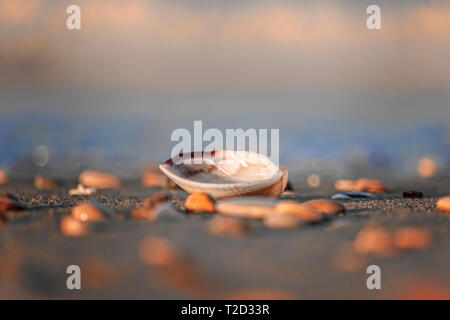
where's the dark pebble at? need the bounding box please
[403,191,423,198]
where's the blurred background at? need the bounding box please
[1,0,449,178]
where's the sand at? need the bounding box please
[0,176,449,299]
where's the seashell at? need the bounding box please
[69,184,97,196]
[331,192,374,199]
[159,150,288,199]
[79,170,121,189]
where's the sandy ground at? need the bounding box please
[0,176,450,299]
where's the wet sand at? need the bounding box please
[0,176,449,299]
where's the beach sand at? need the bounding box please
[0,175,449,299]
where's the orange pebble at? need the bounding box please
[60,216,90,237]
[437,197,450,212]
[34,176,58,189]
[138,237,181,267]
[417,157,437,179]
[303,199,345,215]
[264,214,303,229]
[393,227,433,250]
[274,201,321,222]
[71,202,113,222]
[0,170,8,185]
[354,178,387,193]
[185,193,216,213]
[208,216,250,237]
[334,179,355,192]
[353,227,394,255]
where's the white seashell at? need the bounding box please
[159,150,288,199]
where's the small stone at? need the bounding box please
[353,227,394,256]
[0,170,8,185]
[69,184,97,196]
[142,170,168,187]
[71,202,115,222]
[34,176,59,190]
[79,170,121,189]
[208,216,251,237]
[417,157,437,179]
[332,192,374,199]
[60,216,90,237]
[437,197,450,212]
[403,190,423,198]
[354,178,387,193]
[185,193,216,213]
[264,214,303,229]
[0,193,27,212]
[274,201,321,222]
[138,237,182,267]
[303,199,345,215]
[216,197,277,219]
[393,227,433,250]
[334,179,356,192]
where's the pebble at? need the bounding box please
[334,178,387,193]
[436,197,450,212]
[60,216,90,237]
[216,198,277,219]
[142,170,168,187]
[208,216,251,237]
[71,202,115,222]
[393,227,433,250]
[303,199,345,215]
[79,170,121,189]
[34,176,59,190]
[417,157,437,179]
[185,193,216,213]
[354,178,387,193]
[69,184,97,196]
[0,170,8,184]
[138,237,182,267]
[334,179,356,192]
[274,201,321,222]
[332,192,374,199]
[264,214,303,229]
[353,227,394,256]
[0,193,27,212]
[402,190,423,198]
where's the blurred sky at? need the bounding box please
[0,0,449,170]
